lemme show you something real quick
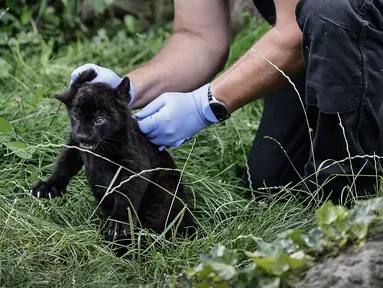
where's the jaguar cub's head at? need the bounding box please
[54,69,132,151]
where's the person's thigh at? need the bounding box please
[245,74,315,195]
[296,0,383,204]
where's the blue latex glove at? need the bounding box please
[134,83,219,151]
[70,63,135,105]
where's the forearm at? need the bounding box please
[128,32,229,109]
[211,26,305,113]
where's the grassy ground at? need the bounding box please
[0,18,317,287]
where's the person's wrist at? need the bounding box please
[210,81,233,114]
[198,82,231,124]
[195,83,220,125]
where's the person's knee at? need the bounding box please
[244,161,303,193]
[296,0,357,32]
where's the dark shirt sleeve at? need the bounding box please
[253,0,276,25]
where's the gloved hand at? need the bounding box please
[70,63,135,105]
[134,83,219,151]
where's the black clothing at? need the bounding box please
[246,0,383,204]
[253,0,276,25]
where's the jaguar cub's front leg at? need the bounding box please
[101,175,149,243]
[29,140,83,199]
[103,192,141,242]
[102,190,146,258]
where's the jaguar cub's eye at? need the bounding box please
[94,117,105,126]
[71,114,79,121]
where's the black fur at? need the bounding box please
[29,70,195,256]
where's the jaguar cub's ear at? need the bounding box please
[116,77,131,104]
[53,91,70,106]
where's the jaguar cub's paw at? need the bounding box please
[29,180,66,199]
[104,220,134,257]
[104,220,131,242]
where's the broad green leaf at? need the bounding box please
[350,223,369,240]
[302,227,326,250]
[67,0,78,16]
[316,201,342,226]
[252,257,289,276]
[207,244,238,265]
[272,230,306,254]
[273,238,298,255]
[338,237,349,247]
[351,198,383,226]
[333,218,351,237]
[368,197,383,212]
[4,141,35,159]
[0,116,13,134]
[0,58,11,78]
[331,205,349,221]
[289,251,316,269]
[284,253,307,270]
[20,9,31,25]
[237,263,257,284]
[90,0,108,14]
[214,284,229,288]
[210,244,227,258]
[356,197,383,213]
[124,15,138,34]
[321,220,349,240]
[255,240,283,258]
[320,225,336,238]
[351,212,376,226]
[188,263,214,279]
[246,251,265,258]
[284,229,306,247]
[211,261,237,281]
[258,277,281,288]
[148,37,163,54]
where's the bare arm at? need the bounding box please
[128,0,231,109]
[211,0,305,113]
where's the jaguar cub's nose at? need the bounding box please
[75,133,96,150]
[76,133,90,143]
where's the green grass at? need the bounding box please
[0,18,317,287]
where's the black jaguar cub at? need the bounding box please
[29,69,195,254]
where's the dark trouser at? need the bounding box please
[245,0,383,204]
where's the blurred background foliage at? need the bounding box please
[0,0,264,46]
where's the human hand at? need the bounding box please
[70,63,134,105]
[134,84,219,151]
